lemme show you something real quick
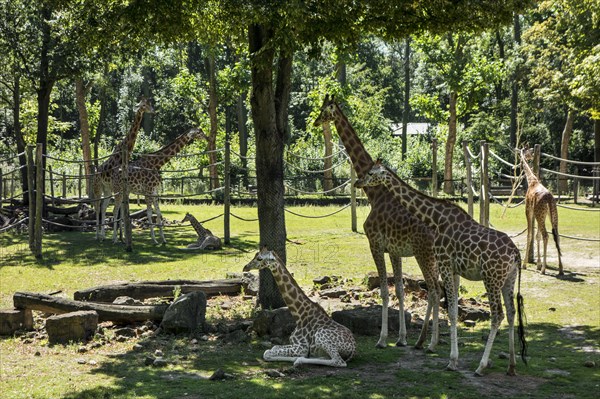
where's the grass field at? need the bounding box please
[0,202,598,398]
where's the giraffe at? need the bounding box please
[181,212,222,250]
[243,247,356,367]
[112,127,206,244]
[314,95,440,352]
[519,146,563,275]
[92,97,154,240]
[355,160,527,376]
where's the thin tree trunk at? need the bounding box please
[510,14,522,149]
[248,23,286,309]
[322,121,333,192]
[12,73,28,203]
[559,109,574,194]
[75,78,93,198]
[443,91,458,195]
[237,92,248,188]
[205,54,220,189]
[402,37,411,160]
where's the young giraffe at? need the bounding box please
[243,247,356,367]
[519,146,563,275]
[92,97,154,240]
[181,212,222,250]
[112,127,206,244]
[314,95,440,352]
[356,160,527,376]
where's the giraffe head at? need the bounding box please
[354,159,389,189]
[243,246,280,273]
[313,94,338,127]
[186,127,207,142]
[181,212,193,223]
[134,97,154,114]
[520,143,534,162]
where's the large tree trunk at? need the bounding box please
[509,14,522,149]
[322,121,334,192]
[205,54,221,189]
[443,91,458,195]
[558,109,575,194]
[12,73,28,204]
[75,78,93,198]
[248,23,287,309]
[237,92,249,188]
[401,37,411,160]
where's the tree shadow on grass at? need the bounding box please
[57,321,599,399]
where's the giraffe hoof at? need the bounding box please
[375,342,387,349]
[395,340,408,347]
[425,347,436,354]
[446,362,458,372]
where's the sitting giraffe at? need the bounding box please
[519,146,563,275]
[243,247,356,367]
[181,213,222,250]
[356,160,527,376]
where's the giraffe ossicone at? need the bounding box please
[357,159,528,376]
[244,247,356,368]
[314,95,441,352]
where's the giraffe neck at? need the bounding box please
[269,256,325,322]
[101,106,145,172]
[133,133,194,170]
[521,156,539,187]
[188,216,209,238]
[380,168,467,228]
[331,104,374,178]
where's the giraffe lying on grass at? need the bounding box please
[356,160,527,376]
[181,213,222,250]
[244,247,356,367]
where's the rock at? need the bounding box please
[209,368,231,381]
[252,307,296,339]
[114,327,137,338]
[241,272,259,296]
[160,291,207,334]
[155,349,164,357]
[144,356,155,366]
[0,308,34,335]
[364,272,395,290]
[112,296,143,306]
[265,369,285,378]
[584,360,596,368]
[458,305,490,322]
[463,320,476,328]
[332,306,411,336]
[313,276,332,286]
[77,346,88,353]
[45,310,98,344]
[133,344,144,351]
[153,357,168,367]
[223,329,249,344]
[498,352,509,359]
[318,288,347,298]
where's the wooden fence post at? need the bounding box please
[62,171,66,198]
[0,168,3,209]
[27,145,35,252]
[462,140,474,217]
[78,165,83,199]
[34,143,43,258]
[121,146,132,252]
[223,135,231,244]
[479,141,490,227]
[431,139,438,198]
[350,164,357,233]
[48,166,55,206]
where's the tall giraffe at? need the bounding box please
[519,146,563,275]
[244,247,356,367]
[181,212,222,250]
[93,97,153,240]
[314,95,440,352]
[356,160,527,376]
[112,127,206,244]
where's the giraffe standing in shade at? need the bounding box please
[519,146,563,275]
[112,128,206,244]
[181,212,222,250]
[314,95,440,352]
[93,97,153,240]
[356,160,527,376]
[244,247,356,367]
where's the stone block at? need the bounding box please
[45,310,98,344]
[161,291,207,334]
[0,308,33,335]
[332,305,411,336]
[252,307,295,338]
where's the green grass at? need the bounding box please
[0,203,599,398]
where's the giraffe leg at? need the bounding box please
[99,194,110,241]
[369,240,389,348]
[475,285,504,376]
[112,195,122,244]
[537,221,549,274]
[152,196,166,244]
[390,252,407,347]
[442,267,460,372]
[414,250,439,352]
[502,273,517,376]
[263,344,309,363]
[145,197,158,244]
[523,207,535,269]
[294,331,350,368]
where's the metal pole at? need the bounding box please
[462,140,474,217]
[62,171,66,198]
[27,145,35,252]
[78,164,82,199]
[121,146,132,252]
[350,165,357,232]
[479,141,490,227]
[0,168,3,209]
[431,139,438,198]
[224,135,231,244]
[48,166,55,206]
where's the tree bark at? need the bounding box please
[205,53,220,189]
[443,91,458,195]
[12,73,28,204]
[401,37,411,160]
[13,291,167,323]
[558,109,575,194]
[237,92,249,188]
[510,13,522,149]
[75,78,93,198]
[322,121,334,192]
[248,23,286,309]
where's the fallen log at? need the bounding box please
[13,292,168,323]
[73,279,243,302]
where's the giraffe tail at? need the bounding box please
[548,200,562,257]
[516,252,528,365]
